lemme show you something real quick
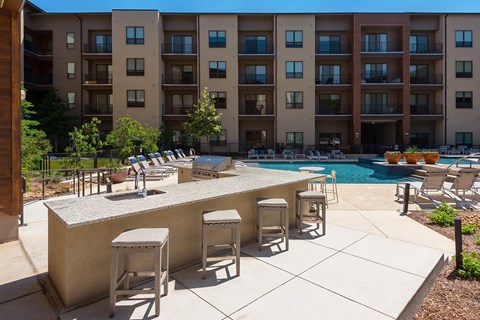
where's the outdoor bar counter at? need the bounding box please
[45,166,317,307]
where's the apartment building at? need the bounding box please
[21,2,480,154]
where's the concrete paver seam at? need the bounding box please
[18,238,40,274]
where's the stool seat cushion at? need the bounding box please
[257,198,288,207]
[298,190,326,199]
[203,209,242,224]
[112,228,169,247]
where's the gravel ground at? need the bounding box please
[409,211,480,319]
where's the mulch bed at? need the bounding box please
[408,211,480,319]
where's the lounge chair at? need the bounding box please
[136,155,169,178]
[306,150,319,160]
[282,149,294,159]
[331,149,345,159]
[442,168,479,208]
[439,145,450,154]
[127,157,166,183]
[148,153,176,173]
[396,169,449,205]
[315,151,330,160]
[166,150,192,162]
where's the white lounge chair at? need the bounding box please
[136,155,169,178]
[315,151,330,160]
[282,149,294,159]
[331,149,345,159]
[148,153,176,173]
[443,168,479,208]
[396,169,449,205]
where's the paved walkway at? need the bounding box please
[0,176,454,320]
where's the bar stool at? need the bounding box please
[296,190,326,235]
[202,209,241,279]
[326,170,339,203]
[307,175,329,207]
[109,228,169,318]
[256,198,289,251]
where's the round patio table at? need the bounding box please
[299,166,325,173]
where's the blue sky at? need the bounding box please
[30,0,480,13]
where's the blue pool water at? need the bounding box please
[258,162,406,184]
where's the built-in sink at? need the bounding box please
[105,189,165,201]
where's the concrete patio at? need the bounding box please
[0,176,454,319]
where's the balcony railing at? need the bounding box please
[361,73,402,84]
[24,73,52,86]
[162,105,191,115]
[410,105,443,115]
[24,47,52,56]
[361,104,399,114]
[84,104,113,115]
[361,41,402,52]
[410,74,443,85]
[238,74,274,84]
[409,43,443,54]
[161,44,197,54]
[316,74,351,85]
[316,105,351,115]
[162,74,197,84]
[238,44,274,54]
[239,105,274,115]
[84,73,113,84]
[83,44,112,54]
[316,43,350,54]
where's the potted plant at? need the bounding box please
[384,151,402,164]
[422,151,440,164]
[403,146,422,164]
[104,162,130,184]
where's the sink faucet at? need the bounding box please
[137,167,147,198]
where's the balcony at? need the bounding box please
[410,74,443,85]
[162,105,191,116]
[162,74,197,85]
[361,104,400,114]
[409,43,443,55]
[316,105,351,115]
[24,73,52,90]
[24,47,53,60]
[410,105,443,116]
[83,44,112,59]
[84,104,113,115]
[316,43,350,55]
[161,44,197,55]
[315,74,351,86]
[238,74,274,85]
[238,44,274,55]
[84,73,112,84]
[361,41,402,53]
[361,73,402,85]
[239,104,274,116]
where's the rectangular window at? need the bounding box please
[364,63,387,82]
[209,30,226,48]
[319,94,341,114]
[364,33,387,52]
[95,93,113,114]
[245,130,267,149]
[318,65,341,84]
[244,35,267,54]
[319,35,341,53]
[456,91,473,108]
[67,92,75,109]
[171,94,193,114]
[286,92,303,109]
[456,61,473,78]
[456,30,472,47]
[245,65,267,84]
[210,92,227,109]
[410,94,429,114]
[95,35,112,53]
[245,94,267,114]
[210,129,227,146]
[127,58,144,76]
[410,35,429,53]
[456,132,473,147]
[364,93,389,113]
[171,35,193,53]
[127,90,145,108]
[209,61,226,78]
[126,27,144,44]
[95,64,112,84]
[286,30,303,48]
[286,61,303,78]
[286,132,303,149]
[67,62,75,79]
[66,32,75,49]
[170,65,193,84]
[410,64,428,84]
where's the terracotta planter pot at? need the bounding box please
[403,153,422,164]
[384,153,402,164]
[105,168,129,184]
[422,153,440,164]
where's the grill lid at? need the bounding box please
[192,155,233,172]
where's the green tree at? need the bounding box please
[106,115,161,163]
[183,87,222,153]
[64,117,103,168]
[34,88,76,151]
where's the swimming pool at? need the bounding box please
[258,162,409,184]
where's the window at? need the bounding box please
[318,65,340,84]
[286,132,303,149]
[209,61,226,78]
[456,132,473,147]
[95,35,112,53]
[127,58,144,76]
[210,129,227,146]
[364,63,387,82]
[286,92,303,109]
[286,30,302,48]
[245,94,267,114]
[319,94,341,114]
[67,92,75,109]
[410,65,428,84]
[210,92,227,108]
[364,93,389,114]
[96,64,112,84]
[286,61,303,78]
[171,94,193,114]
[173,130,193,146]
[410,35,429,53]
[410,94,429,114]
[127,90,145,107]
[244,35,267,54]
[319,35,341,53]
[95,93,113,114]
[364,33,387,52]
[171,35,193,53]
[456,30,472,48]
[66,32,75,49]
[209,30,226,48]
[170,65,193,84]
[456,91,473,108]
[126,27,144,44]
[246,130,267,149]
[245,65,267,84]
[67,62,75,79]
[456,61,472,78]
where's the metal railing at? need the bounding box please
[239,105,274,115]
[316,105,351,115]
[238,44,274,54]
[410,105,443,115]
[410,74,443,84]
[83,44,112,54]
[161,44,197,54]
[361,104,399,114]
[316,43,350,54]
[361,73,402,84]
[84,104,113,115]
[84,73,113,84]
[315,74,351,85]
[162,104,191,115]
[238,74,274,84]
[409,43,443,54]
[162,74,197,84]
[361,41,402,52]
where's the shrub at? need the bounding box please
[422,151,439,155]
[404,146,419,154]
[384,151,401,155]
[457,251,480,279]
[461,223,477,235]
[475,236,480,245]
[427,203,458,227]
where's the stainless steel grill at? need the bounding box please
[192,156,233,180]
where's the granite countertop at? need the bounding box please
[45,167,317,228]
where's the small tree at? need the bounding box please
[106,115,161,163]
[64,117,102,169]
[183,87,222,153]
